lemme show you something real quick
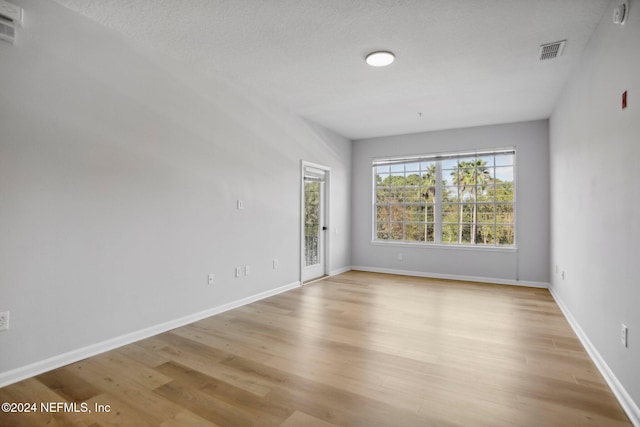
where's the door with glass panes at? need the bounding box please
[302,165,327,282]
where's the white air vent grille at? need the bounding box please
[0,0,22,26]
[0,20,15,43]
[539,40,566,60]
[0,0,21,44]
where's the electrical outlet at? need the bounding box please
[621,324,628,347]
[0,311,9,331]
[235,267,242,278]
[208,273,214,285]
[273,259,279,269]
[244,266,250,276]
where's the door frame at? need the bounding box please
[300,160,331,285]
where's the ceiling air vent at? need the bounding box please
[0,0,23,44]
[539,40,566,61]
[0,19,15,43]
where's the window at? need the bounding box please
[373,149,515,246]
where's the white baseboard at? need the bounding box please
[0,281,300,389]
[549,287,640,426]
[351,265,549,289]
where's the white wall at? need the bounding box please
[352,120,550,286]
[550,0,640,420]
[0,0,351,381]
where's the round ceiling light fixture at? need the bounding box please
[365,51,395,67]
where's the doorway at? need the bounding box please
[301,162,330,283]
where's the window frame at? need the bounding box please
[372,148,516,248]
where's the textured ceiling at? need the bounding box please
[53,0,609,140]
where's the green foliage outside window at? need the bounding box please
[374,151,515,246]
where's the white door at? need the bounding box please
[302,164,328,283]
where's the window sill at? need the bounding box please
[370,240,517,253]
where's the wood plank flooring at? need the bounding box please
[0,271,631,426]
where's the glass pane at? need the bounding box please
[421,170,436,184]
[444,186,460,201]
[425,224,435,242]
[476,183,491,200]
[405,162,420,173]
[407,223,430,242]
[445,168,459,185]
[391,188,405,203]
[390,222,403,240]
[376,173,390,186]
[390,164,404,173]
[461,189,475,203]
[477,155,494,167]
[376,188,391,203]
[461,204,475,223]
[495,153,514,167]
[496,203,514,219]
[416,223,428,242]
[376,205,390,222]
[304,181,320,267]
[477,225,495,245]
[405,205,424,222]
[439,186,452,202]
[496,224,515,245]
[494,184,514,202]
[406,173,421,186]
[441,204,459,222]
[426,189,437,202]
[495,166,514,183]
[390,173,405,187]
[404,187,421,202]
[375,165,390,175]
[441,159,458,170]
[458,155,475,164]
[442,223,459,243]
[459,224,472,244]
[477,204,495,223]
[425,204,434,222]
[405,223,421,241]
[443,172,456,187]
[376,222,389,240]
[421,162,436,173]
[475,166,492,188]
[390,205,405,222]
[421,165,437,195]
[459,168,477,185]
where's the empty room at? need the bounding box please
[0,0,638,426]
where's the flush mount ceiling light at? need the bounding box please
[365,51,395,67]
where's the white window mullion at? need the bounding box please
[435,160,442,244]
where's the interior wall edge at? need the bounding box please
[329,266,353,276]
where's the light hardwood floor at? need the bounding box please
[0,271,631,426]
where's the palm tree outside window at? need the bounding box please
[373,149,515,246]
